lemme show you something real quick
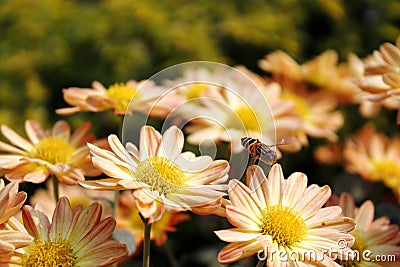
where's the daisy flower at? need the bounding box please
[330,193,400,267]
[343,124,400,201]
[215,164,355,265]
[259,50,362,104]
[80,125,229,223]
[0,180,27,226]
[117,190,190,253]
[0,120,105,185]
[5,196,128,266]
[56,80,183,118]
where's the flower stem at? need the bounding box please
[256,259,266,267]
[142,217,152,267]
[52,175,59,203]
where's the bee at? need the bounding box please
[241,137,283,165]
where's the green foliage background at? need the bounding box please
[1,0,400,266]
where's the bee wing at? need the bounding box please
[259,143,277,164]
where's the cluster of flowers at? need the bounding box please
[0,37,400,266]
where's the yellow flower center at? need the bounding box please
[27,136,75,165]
[261,205,307,248]
[134,157,186,195]
[337,232,365,266]
[230,105,261,131]
[106,83,142,111]
[282,92,310,119]
[371,160,400,186]
[22,239,75,267]
[184,83,209,99]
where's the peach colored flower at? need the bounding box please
[29,180,114,219]
[56,80,183,118]
[329,193,400,267]
[314,143,343,165]
[215,164,355,265]
[259,50,362,104]
[281,90,344,145]
[117,190,189,253]
[5,197,128,266]
[349,38,400,122]
[0,120,105,185]
[80,125,230,223]
[181,76,302,154]
[343,124,400,201]
[0,180,27,226]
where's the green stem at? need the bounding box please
[52,175,59,203]
[142,218,152,267]
[256,259,266,267]
[164,242,178,267]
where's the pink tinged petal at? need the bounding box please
[0,155,25,170]
[49,197,73,241]
[0,141,26,155]
[355,200,374,231]
[69,121,91,146]
[79,179,130,190]
[185,160,229,185]
[108,135,130,162]
[55,107,82,115]
[75,240,128,267]
[25,120,46,144]
[0,192,27,224]
[22,205,51,241]
[311,216,355,233]
[0,125,33,151]
[266,164,284,206]
[50,121,70,140]
[214,228,262,242]
[365,224,400,244]
[139,126,162,160]
[178,155,213,173]
[246,166,269,208]
[50,164,85,185]
[282,172,308,207]
[68,202,102,247]
[228,179,263,219]
[91,157,132,180]
[0,230,33,249]
[0,193,10,223]
[87,143,129,168]
[218,240,262,264]
[126,142,140,161]
[226,205,261,230]
[73,217,116,255]
[158,126,184,160]
[305,206,343,226]
[338,192,357,218]
[293,185,331,220]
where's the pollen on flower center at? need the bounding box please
[22,239,75,267]
[106,83,142,110]
[184,83,209,99]
[27,136,75,165]
[134,157,186,195]
[230,105,260,131]
[371,160,400,185]
[261,205,307,248]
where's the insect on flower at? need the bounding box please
[241,137,285,165]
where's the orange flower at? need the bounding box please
[80,125,229,223]
[329,193,400,266]
[56,80,183,117]
[259,50,362,104]
[215,164,355,265]
[8,197,128,266]
[117,190,189,252]
[0,120,105,185]
[343,124,400,201]
[0,180,33,264]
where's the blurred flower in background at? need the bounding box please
[343,124,400,202]
[329,192,400,267]
[0,120,105,185]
